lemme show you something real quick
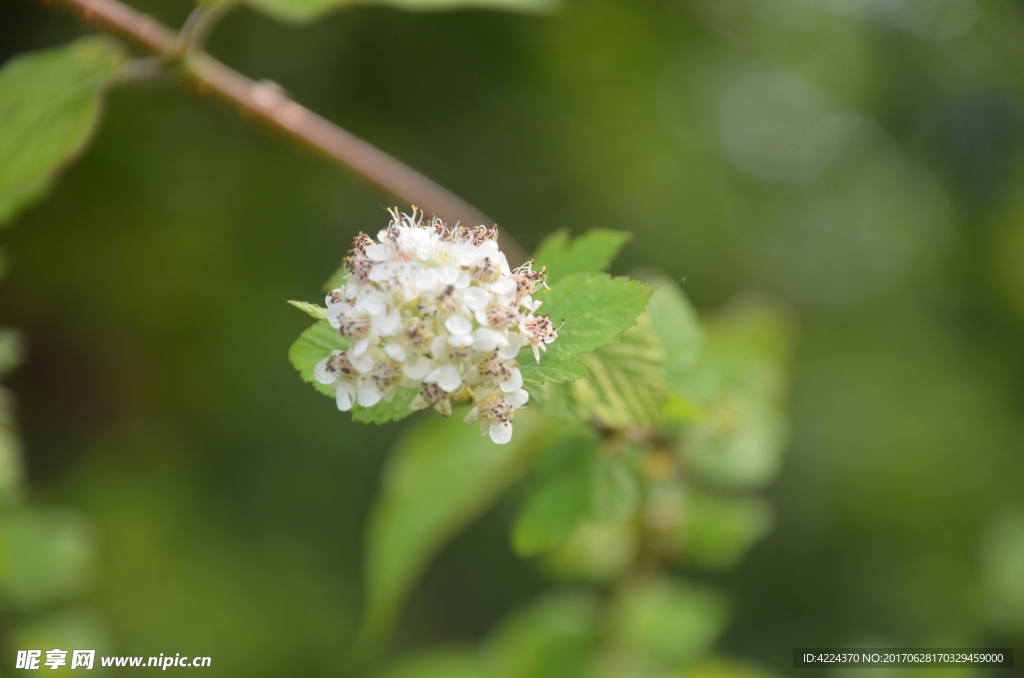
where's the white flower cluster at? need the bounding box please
[313,209,557,444]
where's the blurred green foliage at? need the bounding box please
[1,0,1023,676]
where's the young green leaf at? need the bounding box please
[355,409,554,660]
[541,522,637,583]
[288,320,414,423]
[288,320,348,397]
[676,295,795,489]
[486,593,599,678]
[244,0,556,24]
[679,490,773,570]
[0,36,126,224]
[519,273,652,386]
[512,434,642,556]
[511,437,593,556]
[533,229,631,285]
[609,579,729,668]
[351,388,418,425]
[537,314,668,428]
[286,300,328,321]
[640,272,703,392]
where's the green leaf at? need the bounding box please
[0,328,25,379]
[352,388,418,425]
[639,272,703,392]
[487,593,599,678]
[677,295,795,489]
[288,321,415,423]
[541,522,637,583]
[679,491,773,570]
[533,229,631,285]
[374,649,486,678]
[287,300,328,321]
[519,273,652,385]
[980,511,1024,629]
[537,313,668,428]
[679,658,783,678]
[0,36,126,223]
[245,0,556,24]
[512,434,642,556]
[355,409,554,660]
[610,579,728,668]
[512,436,593,556]
[0,176,49,228]
[519,354,589,385]
[0,388,24,507]
[288,320,348,397]
[0,508,94,609]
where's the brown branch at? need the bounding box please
[43,0,529,266]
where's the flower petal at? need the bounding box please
[445,315,473,336]
[357,382,383,407]
[498,332,521,359]
[464,287,490,312]
[473,328,498,352]
[313,358,336,385]
[508,389,530,407]
[437,364,462,393]
[404,356,432,380]
[349,349,376,374]
[383,343,406,362]
[489,421,513,444]
[365,243,389,262]
[374,309,401,337]
[447,333,474,348]
[335,383,356,411]
[500,368,524,393]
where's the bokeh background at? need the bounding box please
[2,0,1024,675]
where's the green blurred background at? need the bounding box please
[2,0,1024,675]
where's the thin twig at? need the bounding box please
[42,0,528,266]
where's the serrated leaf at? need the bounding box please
[355,409,554,660]
[534,229,631,285]
[680,491,773,570]
[519,273,652,385]
[519,354,588,385]
[288,321,414,423]
[287,300,328,320]
[513,434,642,556]
[538,314,668,428]
[246,0,556,23]
[610,579,728,668]
[639,272,703,391]
[0,37,126,223]
[352,388,417,425]
[288,320,348,396]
